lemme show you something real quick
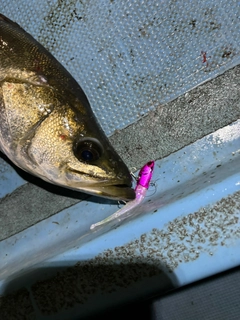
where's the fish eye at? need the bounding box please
[74,138,103,163]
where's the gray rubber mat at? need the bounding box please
[87,266,240,320]
[152,267,240,320]
[2,0,240,135]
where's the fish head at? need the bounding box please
[22,94,135,201]
[0,14,135,201]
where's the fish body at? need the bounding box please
[0,14,135,200]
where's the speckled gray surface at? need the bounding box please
[0,64,239,240]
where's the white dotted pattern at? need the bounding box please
[2,0,240,135]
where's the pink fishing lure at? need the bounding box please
[90,161,155,230]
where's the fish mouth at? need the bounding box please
[63,162,135,200]
[67,176,136,201]
[81,183,136,201]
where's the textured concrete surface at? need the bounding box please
[0,64,240,240]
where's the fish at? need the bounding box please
[0,14,135,201]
